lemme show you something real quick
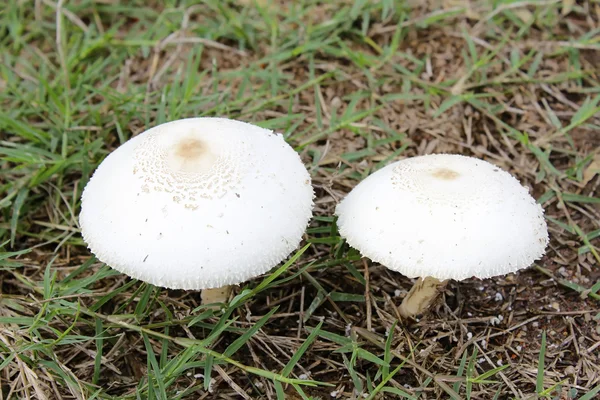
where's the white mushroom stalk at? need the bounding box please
[397,276,448,318]
[80,118,314,307]
[335,154,548,319]
[201,286,233,306]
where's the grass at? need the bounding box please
[1,0,599,398]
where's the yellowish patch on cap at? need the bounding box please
[432,168,460,180]
[167,136,217,173]
[175,138,206,160]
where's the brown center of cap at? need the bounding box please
[167,136,217,173]
[432,168,460,180]
[175,138,206,160]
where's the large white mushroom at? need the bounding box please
[335,154,548,318]
[80,117,314,306]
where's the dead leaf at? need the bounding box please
[582,155,600,186]
[238,0,269,6]
[514,8,534,24]
[443,0,481,19]
[465,9,482,20]
[562,0,575,16]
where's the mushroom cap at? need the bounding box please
[335,154,548,280]
[80,118,314,290]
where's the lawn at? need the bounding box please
[1,1,599,399]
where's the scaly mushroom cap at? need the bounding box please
[80,118,314,290]
[335,154,548,280]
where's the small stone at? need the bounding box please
[331,97,342,109]
[208,378,216,393]
[345,324,352,336]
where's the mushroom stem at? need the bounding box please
[201,286,232,308]
[398,276,448,318]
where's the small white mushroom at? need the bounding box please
[80,118,314,305]
[335,154,548,318]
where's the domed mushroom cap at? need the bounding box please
[80,118,314,290]
[335,154,548,281]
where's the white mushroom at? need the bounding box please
[80,117,314,306]
[335,154,548,318]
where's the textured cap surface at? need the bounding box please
[80,118,314,289]
[335,154,548,280]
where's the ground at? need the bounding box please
[1,1,599,399]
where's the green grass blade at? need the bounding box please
[536,331,547,394]
[282,321,323,377]
[580,384,600,400]
[93,318,103,385]
[223,307,278,357]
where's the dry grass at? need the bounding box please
[1,1,599,399]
